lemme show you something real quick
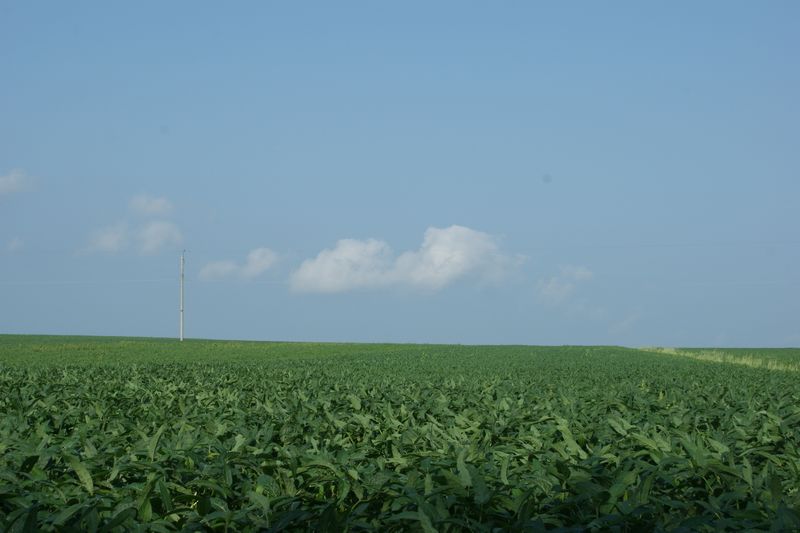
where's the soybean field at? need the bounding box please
[1,335,799,531]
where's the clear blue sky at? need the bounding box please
[2,2,798,346]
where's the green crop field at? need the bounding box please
[1,335,799,531]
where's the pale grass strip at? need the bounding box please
[639,347,800,373]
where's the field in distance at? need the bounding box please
[1,335,799,531]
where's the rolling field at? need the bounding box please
[1,336,799,531]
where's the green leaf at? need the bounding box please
[773,502,800,531]
[468,465,491,505]
[232,433,247,452]
[100,508,137,532]
[417,508,438,533]
[68,456,94,495]
[51,503,86,527]
[499,455,510,485]
[156,478,173,512]
[138,498,152,522]
[608,416,629,436]
[457,449,471,488]
[21,504,39,533]
[248,490,271,517]
[348,394,362,411]
[147,424,166,461]
[769,474,783,503]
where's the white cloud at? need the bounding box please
[85,221,183,255]
[290,239,393,292]
[394,225,506,290]
[130,194,173,216]
[87,223,128,253]
[537,265,594,304]
[199,247,279,281]
[0,169,33,195]
[290,225,512,293]
[561,265,593,282]
[136,221,182,254]
[85,194,181,254]
[241,248,279,279]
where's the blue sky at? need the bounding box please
[2,2,798,346]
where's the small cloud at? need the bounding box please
[537,277,574,304]
[290,238,393,293]
[241,248,279,279]
[6,237,23,252]
[561,265,593,282]
[85,194,181,254]
[199,247,279,281]
[137,221,182,254]
[537,265,594,305]
[290,225,514,293]
[130,194,173,216]
[394,225,509,290]
[87,223,128,253]
[0,169,34,196]
[85,221,183,255]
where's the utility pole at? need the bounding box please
[180,250,185,342]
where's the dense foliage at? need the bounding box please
[1,336,799,531]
